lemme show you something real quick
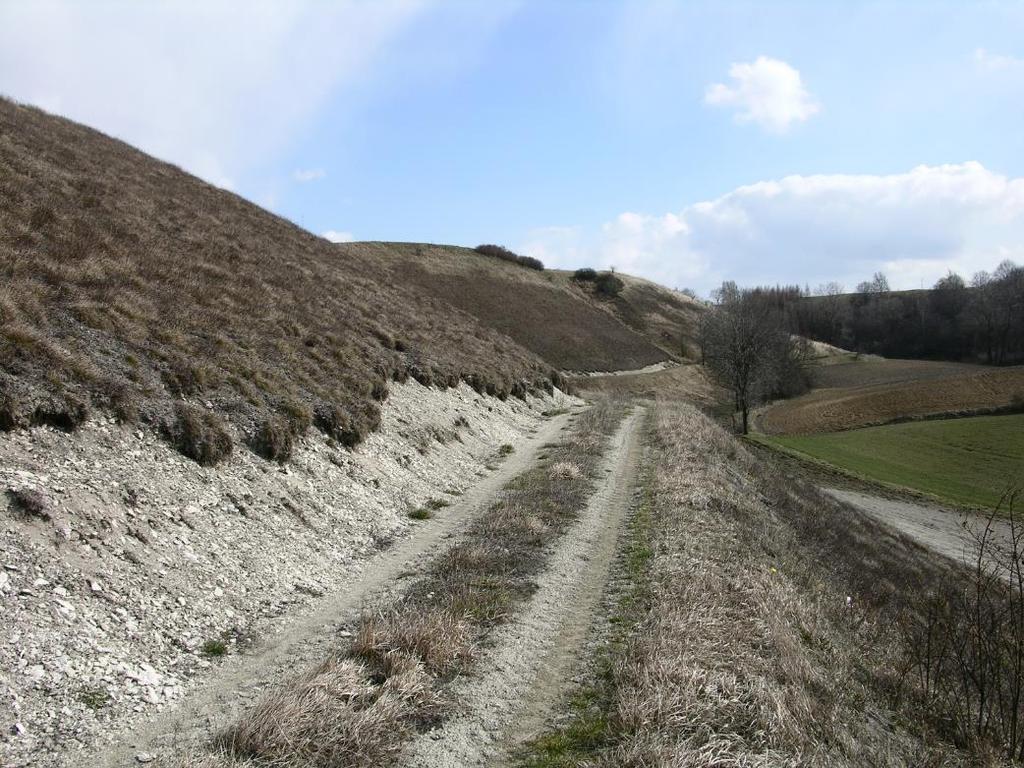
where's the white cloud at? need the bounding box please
[521,163,1024,295]
[322,230,355,243]
[705,56,819,133]
[974,48,1024,73]
[0,1,431,188]
[292,168,327,183]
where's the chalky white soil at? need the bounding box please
[0,381,571,768]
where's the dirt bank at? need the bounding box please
[0,382,575,768]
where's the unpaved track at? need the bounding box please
[401,407,647,768]
[825,487,1013,572]
[73,408,578,768]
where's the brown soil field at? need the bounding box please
[758,361,1024,435]
[811,358,981,389]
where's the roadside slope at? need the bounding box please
[69,399,579,768]
[521,399,981,766]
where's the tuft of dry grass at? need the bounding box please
[166,403,233,467]
[221,653,434,767]
[0,98,559,463]
[6,487,49,520]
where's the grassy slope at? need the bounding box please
[342,241,704,371]
[761,413,1024,509]
[0,99,559,460]
[521,400,974,766]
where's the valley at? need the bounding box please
[2,91,1023,768]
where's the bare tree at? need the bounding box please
[856,271,891,295]
[902,488,1024,760]
[702,285,808,434]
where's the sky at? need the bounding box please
[1,0,1023,296]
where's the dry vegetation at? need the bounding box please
[524,399,1002,766]
[757,363,1024,435]
[345,241,703,371]
[567,363,722,407]
[158,399,626,767]
[0,98,560,463]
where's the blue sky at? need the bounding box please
[2,0,1023,294]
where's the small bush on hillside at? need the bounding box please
[32,397,89,432]
[473,244,544,271]
[371,379,389,403]
[7,487,49,520]
[251,417,294,463]
[280,398,312,435]
[594,271,624,298]
[573,268,597,281]
[313,401,379,448]
[169,403,233,466]
[0,390,26,431]
[201,638,229,658]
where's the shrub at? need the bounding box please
[0,389,26,431]
[409,507,432,521]
[593,271,624,298]
[163,357,215,396]
[313,401,371,448]
[169,403,233,466]
[370,379,389,403]
[279,398,312,435]
[250,417,294,463]
[32,397,89,432]
[573,268,597,281]
[473,244,544,271]
[7,487,49,520]
[201,638,229,657]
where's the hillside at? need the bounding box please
[0,99,560,463]
[341,241,704,371]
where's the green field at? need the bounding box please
[759,414,1024,510]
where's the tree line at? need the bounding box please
[699,259,1023,434]
[793,260,1024,365]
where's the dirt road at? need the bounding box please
[400,407,647,767]
[825,487,1014,573]
[72,408,579,768]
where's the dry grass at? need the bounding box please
[568,362,723,406]
[184,399,628,767]
[347,242,695,371]
[526,399,989,767]
[0,99,559,463]
[758,361,1024,435]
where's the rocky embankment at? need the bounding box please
[0,381,571,767]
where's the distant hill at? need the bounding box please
[340,242,704,371]
[0,99,558,463]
